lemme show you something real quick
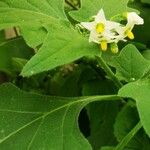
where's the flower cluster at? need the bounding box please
[80,9,144,53]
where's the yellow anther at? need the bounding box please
[110,43,119,54]
[96,23,105,33]
[100,41,107,51]
[126,30,134,40]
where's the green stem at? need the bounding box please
[115,121,142,150]
[96,56,123,88]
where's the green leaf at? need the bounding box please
[115,121,142,150]
[0,3,59,29]
[12,58,28,72]
[114,103,150,150]
[0,83,119,149]
[141,0,150,5]
[114,103,139,142]
[0,0,66,24]
[119,79,150,137]
[21,21,99,77]
[70,0,136,22]
[0,2,100,77]
[110,44,150,82]
[0,0,66,47]
[20,24,47,48]
[87,101,119,150]
[0,38,33,73]
[142,50,150,60]
[82,80,118,149]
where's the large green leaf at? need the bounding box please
[70,0,135,21]
[0,83,119,149]
[0,0,66,47]
[119,79,150,137]
[0,1,100,77]
[110,44,150,82]
[21,21,99,77]
[0,0,65,18]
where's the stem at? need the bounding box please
[65,0,78,10]
[13,27,19,37]
[115,121,142,150]
[96,56,123,88]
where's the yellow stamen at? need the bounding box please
[96,23,105,33]
[100,41,107,51]
[126,30,134,40]
[110,43,119,54]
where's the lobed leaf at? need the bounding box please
[21,21,100,77]
[0,83,119,149]
[119,79,150,137]
[110,44,150,82]
[0,0,66,47]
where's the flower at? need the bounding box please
[80,9,144,53]
[81,9,120,51]
[127,12,144,28]
[116,12,144,40]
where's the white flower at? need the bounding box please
[127,12,144,29]
[116,12,144,40]
[81,9,120,51]
[80,9,144,53]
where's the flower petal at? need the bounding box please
[106,21,120,30]
[89,30,100,43]
[81,22,95,31]
[95,9,106,23]
[127,12,144,26]
[115,26,125,35]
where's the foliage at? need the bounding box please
[0,0,150,150]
